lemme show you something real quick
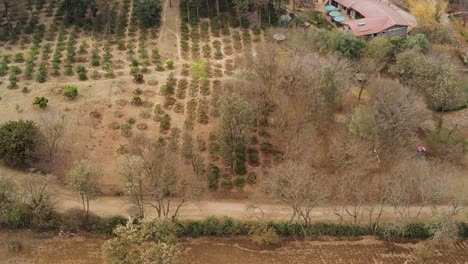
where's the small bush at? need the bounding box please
[160,114,171,132]
[234,177,245,188]
[33,96,48,109]
[221,180,233,190]
[208,163,220,190]
[247,172,257,184]
[166,59,174,69]
[134,73,144,83]
[63,85,78,100]
[76,65,87,80]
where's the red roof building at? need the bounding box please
[330,0,410,38]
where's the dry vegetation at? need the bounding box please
[0,0,467,263]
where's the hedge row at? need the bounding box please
[176,217,468,240]
[2,205,467,240]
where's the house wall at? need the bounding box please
[377,26,407,38]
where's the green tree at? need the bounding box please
[67,160,101,224]
[0,120,40,168]
[336,32,367,59]
[134,0,162,28]
[218,94,253,173]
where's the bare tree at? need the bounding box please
[369,78,430,158]
[128,134,205,221]
[121,155,145,218]
[39,113,67,173]
[263,160,328,225]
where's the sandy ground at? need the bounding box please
[1,230,467,264]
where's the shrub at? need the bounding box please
[0,120,40,168]
[247,172,257,184]
[36,63,47,83]
[160,114,171,132]
[134,73,144,83]
[90,215,127,235]
[132,96,143,106]
[14,53,24,63]
[33,96,49,109]
[63,85,79,100]
[221,180,233,190]
[249,225,279,245]
[166,59,174,69]
[5,203,32,229]
[156,63,164,71]
[233,177,245,188]
[241,17,250,28]
[247,148,259,166]
[120,123,133,137]
[207,163,220,190]
[76,65,87,80]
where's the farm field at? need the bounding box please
[0,0,467,263]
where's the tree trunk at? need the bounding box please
[358,86,364,102]
[170,0,172,7]
[293,0,296,11]
[237,6,241,28]
[186,0,191,23]
[3,1,12,34]
[216,0,220,17]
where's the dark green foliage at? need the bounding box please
[90,215,127,235]
[241,17,250,28]
[247,172,257,184]
[375,222,432,240]
[36,63,47,83]
[234,144,247,175]
[337,33,367,59]
[76,65,87,80]
[247,148,259,166]
[134,73,144,83]
[135,0,162,28]
[234,177,245,188]
[4,203,32,229]
[33,96,49,109]
[458,222,468,238]
[160,114,171,132]
[221,179,233,190]
[208,163,220,190]
[0,120,40,168]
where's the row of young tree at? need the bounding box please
[1,0,162,37]
[181,0,288,26]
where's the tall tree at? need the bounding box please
[96,0,116,33]
[67,159,101,224]
[121,155,146,218]
[263,160,328,225]
[218,93,253,173]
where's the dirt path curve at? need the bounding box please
[158,0,183,62]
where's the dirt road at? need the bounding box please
[2,168,466,222]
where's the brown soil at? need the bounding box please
[1,231,467,264]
